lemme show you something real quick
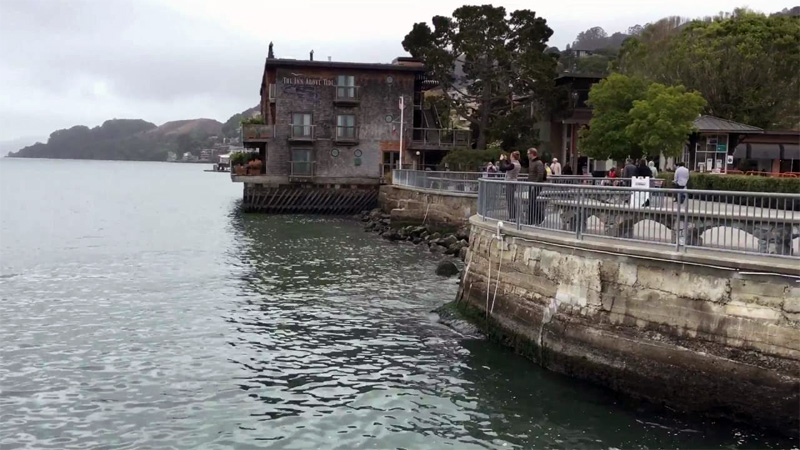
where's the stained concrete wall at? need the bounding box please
[459,216,800,434]
[379,185,477,228]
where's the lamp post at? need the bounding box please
[399,96,404,169]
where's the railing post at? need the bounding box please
[674,190,682,251]
[576,187,584,240]
[516,182,522,230]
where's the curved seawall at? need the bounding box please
[458,215,800,435]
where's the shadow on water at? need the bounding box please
[220,207,794,449]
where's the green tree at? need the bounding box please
[402,5,558,149]
[626,83,706,158]
[579,74,649,161]
[618,10,800,128]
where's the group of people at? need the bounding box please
[482,150,692,223]
[485,156,571,177]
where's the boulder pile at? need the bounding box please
[359,209,470,263]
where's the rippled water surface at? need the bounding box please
[0,159,792,449]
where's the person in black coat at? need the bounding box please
[636,158,653,178]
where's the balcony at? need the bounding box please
[289,160,315,178]
[333,126,359,145]
[410,128,471,150]
[333,85,360,104]
[241,124,274,143]
[289,124,315,142]
[268,83,277,102]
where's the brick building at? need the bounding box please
[234,50,470,212]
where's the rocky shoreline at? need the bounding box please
[359,209,470,264]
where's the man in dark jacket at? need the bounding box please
[526,148,547,225]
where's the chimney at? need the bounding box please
[328,56,331,62]
[310,50,314,61]
[268,41,274,59]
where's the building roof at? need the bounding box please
[264,57,425,73]
[693,115,763,133]
[555,72,606,81]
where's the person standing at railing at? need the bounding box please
[551,158,562,176]
[498,152,521,220]
[674,162,690,205]
[623,158,638,179]
[527,148,547,225]
[648,161,658,178]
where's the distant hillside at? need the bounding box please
[8,118,224,161]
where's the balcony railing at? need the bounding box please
[289,124,315,141]
[241,124,273,142]
[334,85,360,103]
[410,128,471,150]
[268,83,276,102]
[334,126,359,144]
[290,161,316,177]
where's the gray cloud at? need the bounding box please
[0,0,789,143]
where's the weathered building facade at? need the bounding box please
[234,53,470,212]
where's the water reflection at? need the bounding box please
[222,213,792,449]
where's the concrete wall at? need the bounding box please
[459,216,799,434]
[261,67,416,181]
[379,185,477,228]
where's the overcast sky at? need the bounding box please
[0,0,788,144]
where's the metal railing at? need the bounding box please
[290,161,315,177]
[393,169,481,194]
[410,128,471,149]
[241,124,273,141]
[334,125,359,142]
[289,124,315,141]
[478,178,800,258]
[550,175,664,188]
[334,85,360,102]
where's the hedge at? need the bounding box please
[658,172,800,194]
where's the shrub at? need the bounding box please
[240,115,265,125]
[441,149,504,171]
[657,172,800,193]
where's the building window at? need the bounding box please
[695,134,729,172]
[291,148,313,175]
[336,114,356,139]
[291,113,312,138]
[336,75,356,99]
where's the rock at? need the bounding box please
[459,247,468,261]
[369,208,383,221]
[429,232,441,241]
[429,244,443,254]
[429,238,441,246]
[420,231,430,240]
[382,229,401,241]
[410,225,427,237]
[455,226,470,241]
[445,242,463,255]
[459,239,468,247]
[435,260,459,277]
[380,218,391,226]
[412,237,423,245]
[441,235,458,247]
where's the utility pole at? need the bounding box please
[398,95,404,169]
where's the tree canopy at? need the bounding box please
[579,74,705,161]
[402,5,558,149]
[617,10,800,129]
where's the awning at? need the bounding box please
[782,144,800,160]
[750,143,780,159]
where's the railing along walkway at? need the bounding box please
[479,179,799,258]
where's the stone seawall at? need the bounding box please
[378,185,477,229]
[459,216,800,434]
